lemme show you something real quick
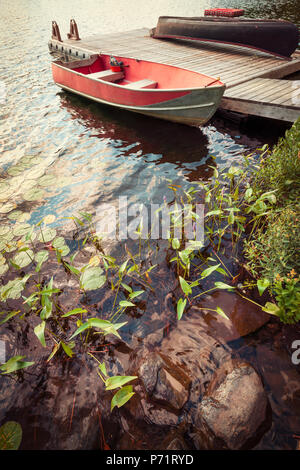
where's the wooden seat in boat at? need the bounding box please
[124,79,157,89]
[88,70,124,82]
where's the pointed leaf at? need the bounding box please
[179,276,192,296]
[201,264,221,280]
[216,307,230,321]
[177,298,187,321]
[105,375,137,391]
[34,321,46,347]
[111,385,135,411]
[257,279,270,296]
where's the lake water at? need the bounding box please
[0,0,299,228]
[0,0,299,451]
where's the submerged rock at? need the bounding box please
[192,360,270,450]
[139,352,190,411]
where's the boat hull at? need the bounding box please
[52,61,225,127]
[151,16,300,59]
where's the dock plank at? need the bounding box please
[49,28,300,122]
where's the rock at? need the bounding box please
[192,361,270,450]
[190,291,270,342]
[139,352,190,411]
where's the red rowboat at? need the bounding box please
[51,54,225,127]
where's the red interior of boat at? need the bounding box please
[71,54,223,89]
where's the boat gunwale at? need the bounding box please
[52,59,226,93]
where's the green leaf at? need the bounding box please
[34,250,49,272]
[47,342,61,362]
[111,385,135,411]
[0,310,20,326]
[205,209,223,217]
[80,267,106,291]
[34,321,46,347]
[216,307,230,321]
[65,262,80,276]
[215,267,228,276]
[61,308,87,318]
[99,362,107,377]
[121,283,132,293]
[214,282,235,290]
[0,421,22,450]
[0,276,30,300]
[23,188,45,201]
[52,236,65,248]
[179,276,192,296]
[12,250,34,268]
[201,264,221,280]
[119,300,135,308]
[178,250,191,266]
[262,302,280,316]
[38,228,57,243]
[257,278,270,296]
[13,223,31,237]
[69,318,124,340]
[177,298,187,321]
[0,356,34,374]
[118,260,128,275]
[129,290,144,300]
[171,238,180,250]
[105,375,137,391]
[0,264,8,276]
[228,210,235,225]
[61,341,74,358]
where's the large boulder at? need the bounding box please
[191,360,270,450]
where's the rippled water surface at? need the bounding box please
[0,0,299,451]
[1,0,299,226]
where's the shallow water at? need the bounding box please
[0,0,299,451]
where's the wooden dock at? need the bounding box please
[49,28,300,122]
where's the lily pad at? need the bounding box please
[20,179,36,192]
[38,228,57,243]
[23,188,45,201]
[52,236,65,249]
[0,226,10,236]
[0,231,14,243]
[0,202,16,213]
[80,266,106,291]
[13,223,31,237]
[0,264,8,275]
[0,421,22,450]
[38,175,57,187]
[12,250,34,268]
[0,182,9,194]
[7,165,25,176]
[7,210,31,222]
[3,241,18,253]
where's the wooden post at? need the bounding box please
[67,19,80,40]
[52,21,62,42]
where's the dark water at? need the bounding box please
[0,0,299,451]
